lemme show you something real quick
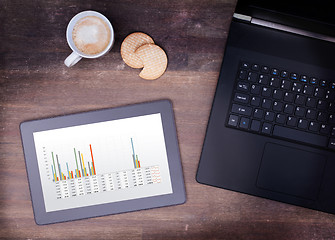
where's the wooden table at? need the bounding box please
[1,0,335,239]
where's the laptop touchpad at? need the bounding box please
[256,143,326,200]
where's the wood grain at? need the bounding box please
[1,0,335,239]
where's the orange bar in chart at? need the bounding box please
[89,144,96,175]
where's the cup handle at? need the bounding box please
[64,52,82,67]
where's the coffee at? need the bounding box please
[72,16,111,55]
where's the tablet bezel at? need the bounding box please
[20,100,186,225]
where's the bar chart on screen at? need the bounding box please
[33,113,172,212]
[41,137,162,200]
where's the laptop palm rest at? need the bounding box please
[256,143,327,200]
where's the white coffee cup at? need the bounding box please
[64,11,114,67]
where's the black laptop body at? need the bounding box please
[197,0,335,214]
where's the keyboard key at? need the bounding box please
[281,80,291,90]
[270,77,280,88]
[250,120,261,132]
[251,84,261,94]
[320,80,327,87]
[329,114,335,124]
[295,94,306,105]
[326,90,335,101]
[329,102,335,113]
[309,122,319,132]
[253,109,264,119]
[239,70,247,79]
[231,104,252,116]
[237,82,250,92]
[281,70,288,78]
[329,138,335,150]
[259,75,269,85]
[300,75,308,83]
[248,72,258,82]
[261,66,270,73]
[306,109,317,120]
[290,73,298,80]
[241,62,250,69]
[292,82,302,93]
[317,100,327,110]
[265,111,275,121]
[273,125,328,147]
[320,124,331,135]
[273,101,283,112]
[298,119,309,129]
[261,87,271,97]
[250,96,261,106]
[314,87,326,98]
[317,112,328,122]
[239,117,250,129]
[251,64,260,71]
[284,92,294,102]
[310,77,318,85]
[295,106,306,117]
[262,99,272,109]
[287,116,297,127]
[271,68,279,76]
[273,89,283,100]
[275,113,286,124]
[306,97,317,108]
[262,122,273,134]
[332,127,335,136]
[303,85,314,95]
[228,115,239,127]
[234,93,249,104]
[284,104,294,114]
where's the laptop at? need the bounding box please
[197,0,335,214]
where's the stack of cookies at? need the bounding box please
[121,32,168,80]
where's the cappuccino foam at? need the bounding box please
[72,16,111,55]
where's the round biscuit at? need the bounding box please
[135,44,168,80]
[121,32,154,68]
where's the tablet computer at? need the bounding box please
[20,100,186,225]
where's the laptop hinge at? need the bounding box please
[233,13,335,44]
[233,13,252,23]
[251,18,335,44]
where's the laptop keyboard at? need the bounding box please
[227,61,335,151]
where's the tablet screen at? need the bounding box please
[33,113,173,212]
